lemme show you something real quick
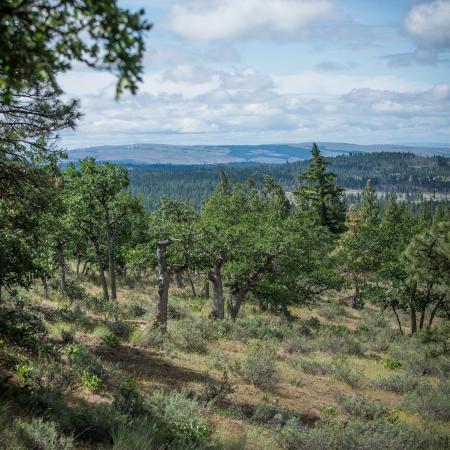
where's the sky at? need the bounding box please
[60,0,450,149]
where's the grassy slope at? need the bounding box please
[0,276,449,449]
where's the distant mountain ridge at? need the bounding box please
[68,142,450,165]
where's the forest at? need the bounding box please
[1,2,449,450]
[127,152,450,209]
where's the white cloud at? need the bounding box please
[166,0,337,41]
[405,0,450,48]
[59,63,450,148]
[390,0,450,66]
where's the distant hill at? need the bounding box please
[68,142,450,165]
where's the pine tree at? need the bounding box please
[294,143,346,234]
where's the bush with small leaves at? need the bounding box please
[144,390,211,445]
[201,370,233,404]
[297,358,332,376]
[320,304,346,321]
[373,373,431,394]
[113,379,144,416]
[339,395,388,419]
[242,345,278,389]
[283,336,318,355]
[101,332,120,348]
[110,320,134,339]
[14,417,74,450]
[275,417,449,450]
[403,380,450,421]
[332,355,365,388]
[63,343,107,380]
[129,327,169,349]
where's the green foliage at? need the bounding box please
[383,358,401,370]
[403,380,450,421]
[332,355,365,388]
[144,390,211,445]
[339,395,388,419]
[294,143,346,234]
[13,417,74,450]
[275,417,449,450]
[373,373,430,394]
[101,332,120,348]
[241,344,278,389]
[80,371,104,393]
[297,358,332,376]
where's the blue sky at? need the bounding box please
[60,0,450,148]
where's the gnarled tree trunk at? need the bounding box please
[200,278,210,299]
[410,306,417,334]
[55,241,67,295]
[92,239,109,301]
[208,262,224,319]
[105,211,117,300]
[156,240,173,332]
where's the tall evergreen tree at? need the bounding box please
[294,143,346,234]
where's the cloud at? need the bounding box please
[389,0,450,66]
[166,0,337,41]
[405,0,450,48]
[59,64,450,148]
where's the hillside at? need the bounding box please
[68,143,450,165]
[127,152,450,209]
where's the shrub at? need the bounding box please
[14,417,74,450]
[109,320,134,339]
[129,326,168,348]
[101,332,120,348]
[231,316,287,342]
[49,322,75,343]
[383,358,401,370]
[113,379,144,416]
[403,380,450,421]
[241,345,278,389]
[320,304,346,321]
[283,336,317,355]
[64,343,106,380]
[144,390,211,445]
[275,417,449,450]
[173,319,209,353]
[80,370,104,393]
[332,355,365,388]
[317,329,364,356]
[201,370,233,404]
[373,373,430,394]
[339,395,388,419]
[297,358,332,376]
[112,418,167,450]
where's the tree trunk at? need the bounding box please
[188,274,197,298]
[105,214,117,300]
[419,307,426,329]
[428,296,445,328]
[92,239,109,301]
[156,240,173,332]
[351,273,361,309]
[81,260,89,275]
[410,306,417,334]
[200,278,210,299]
[208,262,224,319]
[228,254,276,321]
[392,306,403,335]
[229,292,244,321]
[174,268,184,288]
[55,242,67,295]
[76,254,81,276]
[41,276,49,299]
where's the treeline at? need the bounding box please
[127,152,450,209]
[2,144,449,335]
